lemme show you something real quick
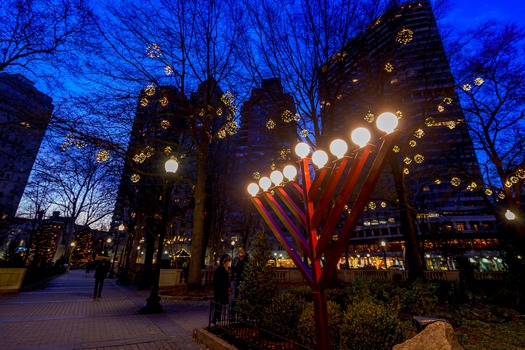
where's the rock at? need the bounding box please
[393,321,464,350]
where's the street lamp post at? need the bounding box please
[109,224,125,278]
[381,240,387,269]
[247,112,400,350]
[230,240,235,257]
[140,157,179,314]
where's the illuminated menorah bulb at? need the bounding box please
[247,183,260,196]
[351,127,371,148]
[270,170,284,186]
[330,139,348,159]
[283,165,297,181]
[164,157,179,173]
[505,209,516,221]
[376,112,398,134]
[312,150,328,168]
[295,142,310,158]
[259,176,272,191]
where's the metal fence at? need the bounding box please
[208,301,313,350]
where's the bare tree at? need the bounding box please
[449,21,525,261]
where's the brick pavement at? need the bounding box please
[0,269,210,350]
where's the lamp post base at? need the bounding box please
[139,294,163,314]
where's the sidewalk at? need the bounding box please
[0,269,210,350]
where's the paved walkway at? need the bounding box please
[0,269,210,350]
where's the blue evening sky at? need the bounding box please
[439,0,525,28]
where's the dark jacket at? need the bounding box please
[231,255,249,282]
[94,260,110,280]
[213,265,230,304]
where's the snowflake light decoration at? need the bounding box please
[474,78,484,86]
[462,84,472,91]
[161,120,170,129]
[364,112,375,123]
[96,150,110,163]
[225,121,239,135]
[447,121,456,129]
[144,85,155,96]
[396,28,414,44]
[266,119,276,129]
[414,129,425,138]
[131,174,140,183]
[384,63,394,72]
[393,145,400,153]
[451,177,461,187]
[368,202,377,210]
[146,43,162,58]
[409,140,417,147]
[282,110,294,123]
[133,153,146,164]
[414,154,424,163]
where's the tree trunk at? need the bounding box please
[187,152,208,289]
[390,158,425,280]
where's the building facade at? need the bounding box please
[0,73,53,218]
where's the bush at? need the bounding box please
[263,288,309,338]
[297,300,343,348]
[339,298,411,350]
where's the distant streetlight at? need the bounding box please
[140,157,179,314]
[231,240,236,257]
[380,240,387,268]
[109,223,126,278]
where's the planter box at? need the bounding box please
[0,268,27,294]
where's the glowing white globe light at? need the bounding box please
[330,139,348,159]
[376,112,398,134]
[312,150,329,168]
[247,183,260,196]
[505,209,516,221]
[259,176,272,191]
[165,158,179,173]
[270,170,284,186]
[283,165,297,181]
[295,142,310,158]
[351,127,371,147]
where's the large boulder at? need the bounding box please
[393,321,464,350]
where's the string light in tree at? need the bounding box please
[164,146,172,155]
[517,169,525,179]
[414,154,424,163]
[447,121,456,129]
[140,98,148,107]
[474,78,484,86]
[216,108,223,116]
[253,172,260,180]
[414,129,425,138]
[96,150,110,163]
[403,168,410,175]
[443,97,453,105]
[266,119,276,129]
[505,180,512,188]
[364,112,375,123]
[301,129,309,138]
[131,174,140,183]
[485,189,493,196]
[384,63,394,72]
[221,92,235,106]
[409,140,417,147]
[437,105,445,112]
[217,130,227,139]
[498,193,505,199]
[161,120,170,129]
[146,43,162,58]
[435,179,442,184]
[160,97,168,107]
[451,177,461,187]
[404,157,412,164]
[164,66,173,75]
[225,121,239,135]
[425,117,435,127]
[462,84,472,91]
[368,202,377,210]
[380,202,387,208]
[392,145,400,153]
[510,176,519,184]
[144,85,155,96]
[282,110,294,123]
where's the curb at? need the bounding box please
[193,328,238,350]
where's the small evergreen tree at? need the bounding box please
[237,230,277,319]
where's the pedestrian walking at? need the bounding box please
[213,254,230,325]
[93,258,110,299]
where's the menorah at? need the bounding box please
[247,112,400,350]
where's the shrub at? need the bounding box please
[339,299,411,350]
[263,288,309,338]
[297,300,343,348]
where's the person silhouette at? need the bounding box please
[93,258,110,299]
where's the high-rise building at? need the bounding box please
[0,73,53,218]
[237,78,297,181]
[320,1,497,269]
